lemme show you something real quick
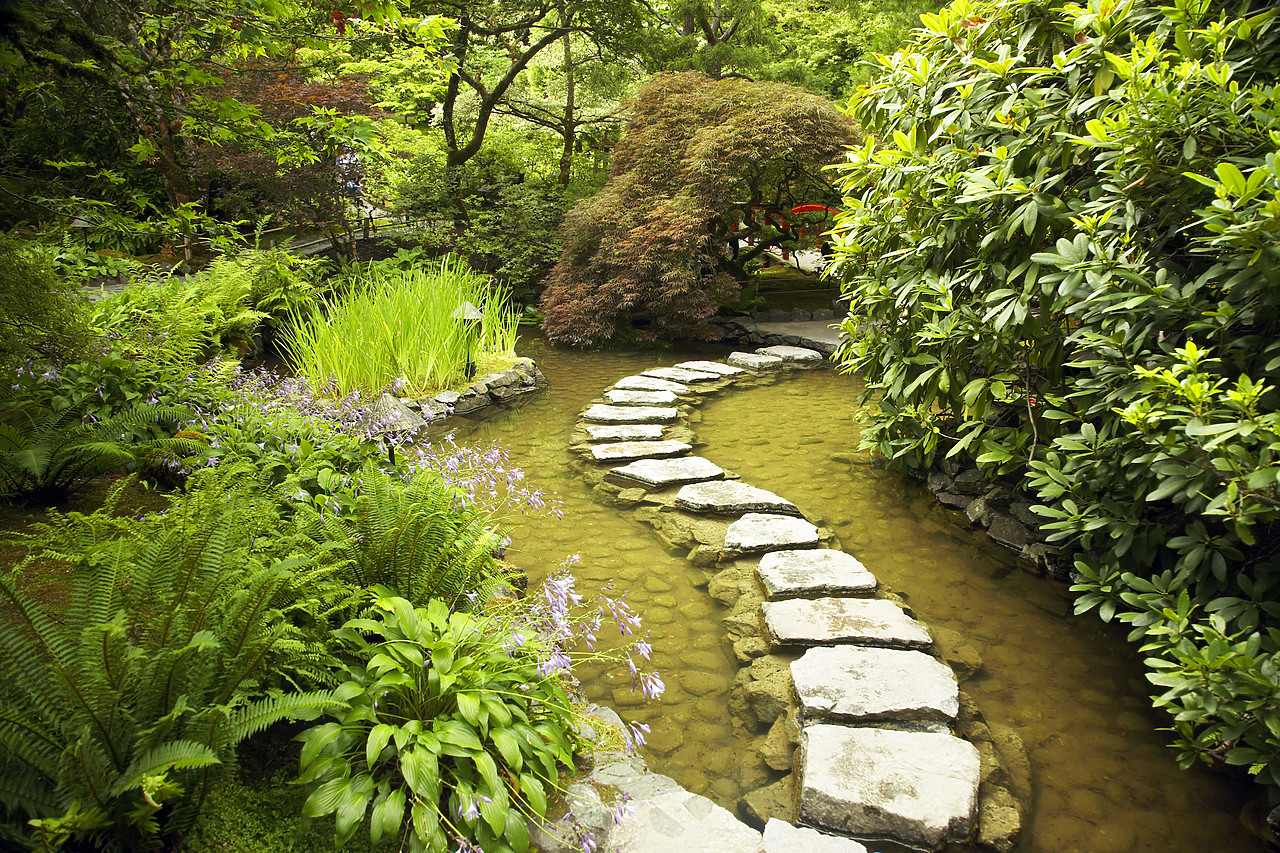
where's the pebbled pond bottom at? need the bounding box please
[449,335,1264,853]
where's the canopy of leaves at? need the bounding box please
[540,71,858,343]
[830,0,1280,789]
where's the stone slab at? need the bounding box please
[643,367,722,383]
[791,646,959,724]
[675,481,799,517]
[372,392,426,433]
[605,389,680,406]
[756,345,823,363]
[584,423,667,442]
[614,375,691,393]
[762,819,867,853]
[674,360,745,376]
[761,597,932,650]
[605,788,764,853]
[728,352,785,370]
[724,513,819,556]
[609,457,725,489]
[756,549,877,600]
[799,726,979,850]
[590,440,692,462]
[584,404,679,424]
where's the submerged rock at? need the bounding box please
[799,725,980,850]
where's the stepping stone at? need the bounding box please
[584,423,666,442]
[761,597,931,650]
[605,788,765,853]
[756,549,877,600]
[643,367,721,383]
[590,440,691,462]
[674,360,745,377]
[799,725,979,850]
[728,352,784,370]
[584,404,679,424]
[756,345,823,363]
[762,819,867,853]
[675,481,799,517]
[605,389,679,405]
[608,457,725,489]
[614,375,691,393]
[791,646,959,724]
[723,513,819,556]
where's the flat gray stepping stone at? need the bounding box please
[762,597,931,649]
[605,389,679,405]
[590,440,691,462]
[674,360,745,376]
[799,725,979,850]
[604,788,764,853]
[584,404,679,424]
[728,352,784,370]
[609,457,725,488]
[763,819,867,853]
[723,513,818,556]
[757,345,822,363]
[643,367,721,383]
[757,549,877,599]
[791,646,959,724]
[584,423,666,442]
[675,481,798,516]
[614,375,691,393]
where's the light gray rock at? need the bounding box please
[799,726,979,850]
[643,367,722,383]
[614,375,691,393]
[757,549,877,600]
[434,390,462,406]
[673,360,745,376]
[756,345,823,363]
[724,513,819,556]
[675,481,799,516]
[372,392,426,433]
[608,457,725,488]
[728,352,785,370]
[762,597,932,650]
[605,389,680,406]
[590,440,692,462]
[762,819,867,853]
[604,789,764,853]
[791,646,959,724]
[584,423,667,442]
[584,404,680,424]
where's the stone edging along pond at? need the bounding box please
[544,347,1032,853]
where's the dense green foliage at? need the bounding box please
[297,596,576,853]
[540,72,858,343]
[0,239,90,377]
[831,0,1280,788]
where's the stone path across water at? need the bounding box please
[562,344,1011,852]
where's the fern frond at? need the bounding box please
[107,741,222,798]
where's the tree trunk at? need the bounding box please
[558,19,576,186]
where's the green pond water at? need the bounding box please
[442,335,1263,853]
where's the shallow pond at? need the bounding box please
[445,334,1263,853]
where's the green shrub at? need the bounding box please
[0,237,91,380]
[0,470,342,851]
[831,0,1280,789]
[284,256,520,397]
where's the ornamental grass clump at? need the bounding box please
[285,256,520,398]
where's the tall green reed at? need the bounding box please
[284,256,519,397]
